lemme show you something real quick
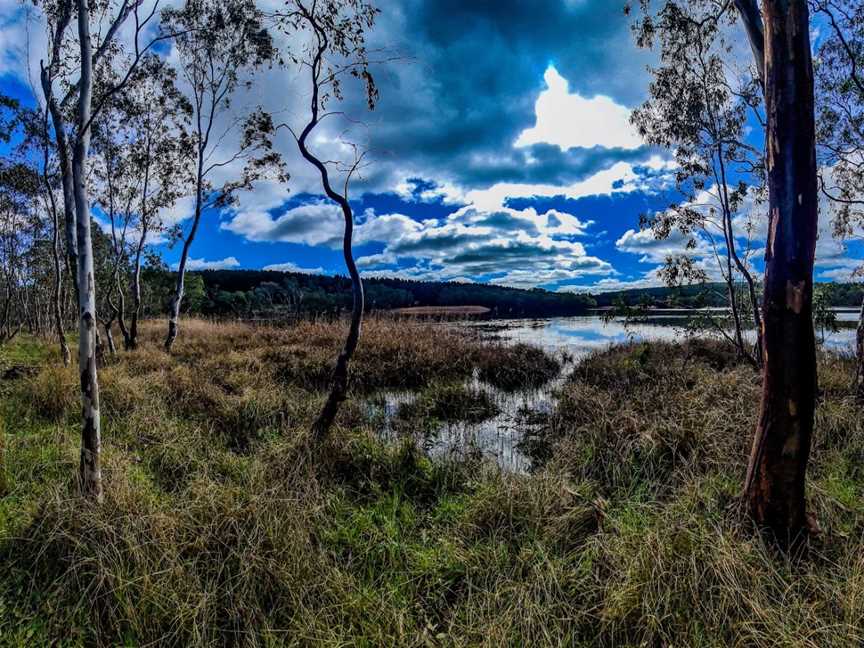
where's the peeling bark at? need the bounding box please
[734,0,766,89]
[744,0,818,540]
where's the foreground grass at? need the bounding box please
[0,320,862,646]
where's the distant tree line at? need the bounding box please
[592,282,864,309]
[136,269,599,319]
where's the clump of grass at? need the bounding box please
[20,365,78,423]
[532,340,757,497]
[395,382,500,428]
[258,317,482,393]
[2,452,323,646]
[477,343,561,391]
[320,431,479,504]
[459,473,601,552]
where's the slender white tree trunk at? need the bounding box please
[129,229,146,350]
[72,0,103,502]
[164,159,204,353]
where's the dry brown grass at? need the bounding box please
[1,322,863,646]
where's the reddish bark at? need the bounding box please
[744,0,819,539]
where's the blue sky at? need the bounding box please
[1,0,862,292]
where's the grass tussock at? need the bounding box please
[394,382,500,428]
[0,321,863,646]
[477,342,561,391]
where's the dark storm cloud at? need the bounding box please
[348,0,654,191]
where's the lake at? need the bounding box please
[371,312,859,473]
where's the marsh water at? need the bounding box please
[371,311,860,473]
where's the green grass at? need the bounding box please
[0,322,863,646]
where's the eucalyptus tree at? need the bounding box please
[161,0,285,353]
[92,82,138,353]
[2,94,72,363]
[273,0,379,442]
[36,107,73,365]
[122,57,193,350]
[737,0,820,539]
[0,162,41,344]
[810,0,864,393]
[630,0,764,366]
[36,0,177,501]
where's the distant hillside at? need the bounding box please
[177,270,863,319]
[190,270,597,318]
[591,282,864,309]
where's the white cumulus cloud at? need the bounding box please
[515,66,643,151]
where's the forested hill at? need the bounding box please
[180,270,863,319]
[590,282,864,309]
[189,270,598,318]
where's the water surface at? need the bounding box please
[373,313,858,472]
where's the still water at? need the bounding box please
[465,311,859,357]
[373,313,859,473]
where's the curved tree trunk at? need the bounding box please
[296,115,364,442]
[115,279,131,350]
[733,0,766,89]
[311,196,363,442]
[723,229,748,359]
[744,0,818,540]
[102,319,117,355]
[42,83,79,302]
[72,0,103,503]
[716,145,762,366]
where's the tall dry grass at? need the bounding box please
[0,320,862,646]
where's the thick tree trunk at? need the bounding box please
[72,0,103,503]
[744,0,818,540]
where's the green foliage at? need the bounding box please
[182,274,206,313]
[814,285,841,343]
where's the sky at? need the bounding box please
[1,0,862,293]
